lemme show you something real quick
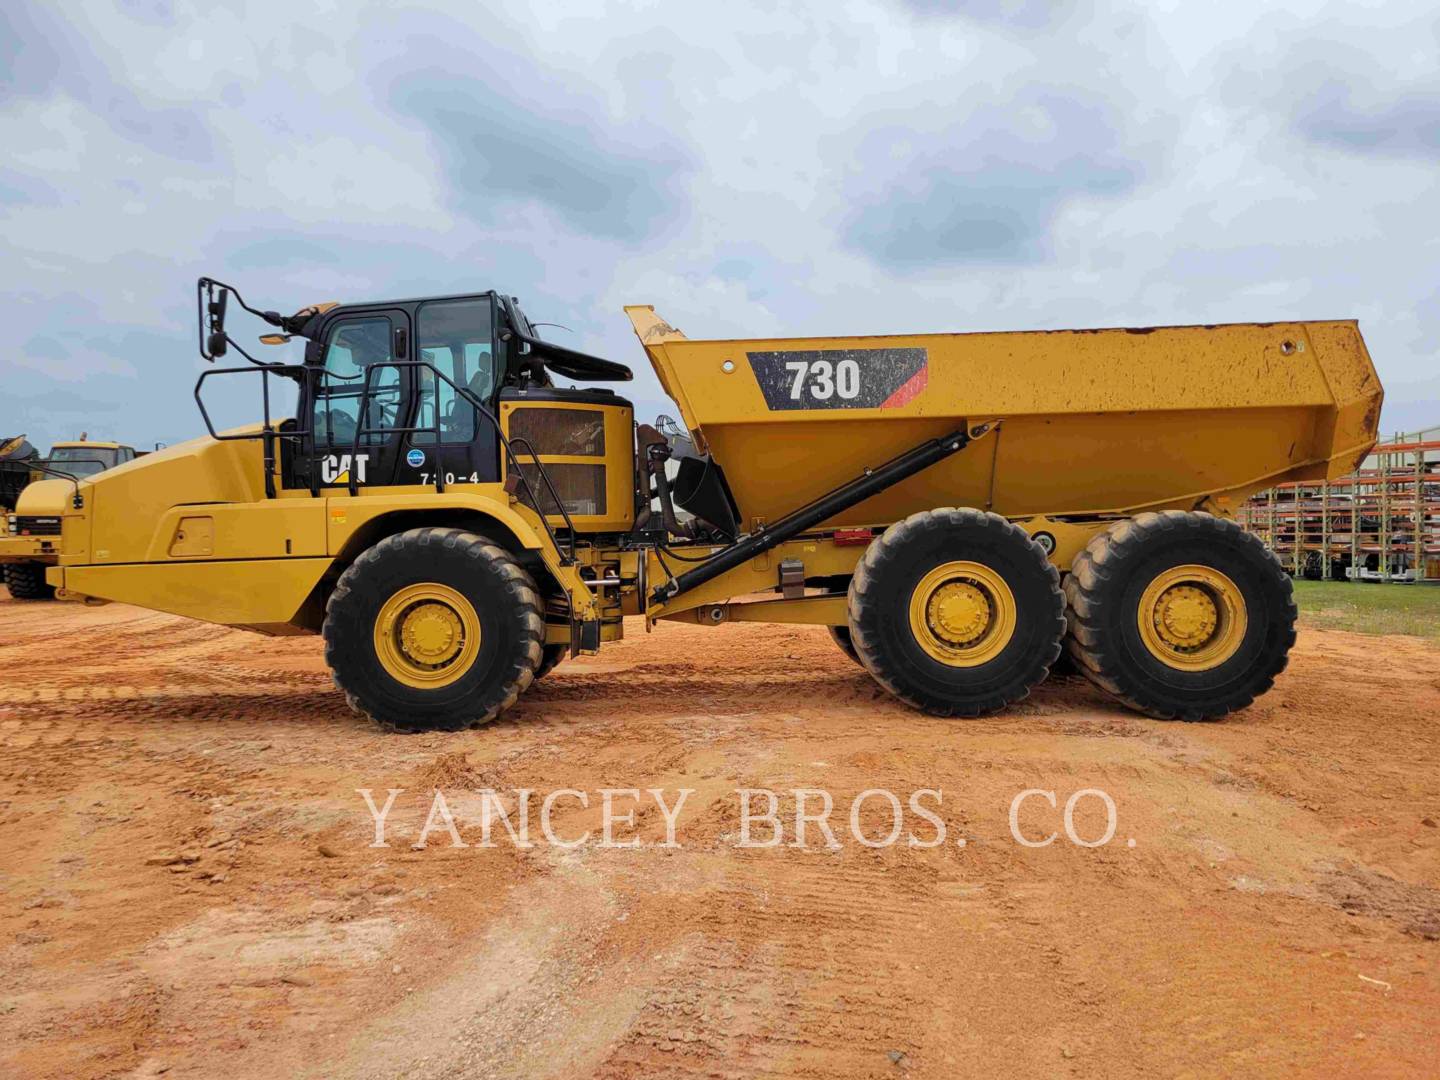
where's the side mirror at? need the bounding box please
[198,279,230,362]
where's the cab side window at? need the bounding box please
[413,298,495,445]
[313,317,398,446]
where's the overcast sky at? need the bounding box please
[2,0,1437,452]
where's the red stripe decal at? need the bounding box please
[879,365,928,409]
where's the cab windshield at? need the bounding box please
[46,446,120,478]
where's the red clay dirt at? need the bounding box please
[0,591,1437,1078]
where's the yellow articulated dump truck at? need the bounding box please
[15,277,1381,729]
[1,438,139,600]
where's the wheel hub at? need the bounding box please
[1136,564,1248,672]
[399,602,464,666]
[927,581,991,646]
[1153,585,1218,649]
[373,583,482,688]
[907,561,1018,668]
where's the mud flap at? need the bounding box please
[571,618,602,656]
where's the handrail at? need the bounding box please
[346,359,579,564]
[194,363,312,499]
[194,363,308,440]
[18,458,108,509]
[507,436,583,543]
[191,357,581,564]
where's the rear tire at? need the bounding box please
[827,624,863,666]
[847,508,1065,717]
[1064,511,1296,720]
[3,563,55,601]
[323,528,544,732]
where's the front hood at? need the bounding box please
[16,478,76,517]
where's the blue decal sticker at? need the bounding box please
[406,448,426,468]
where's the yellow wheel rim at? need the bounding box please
[1137,564,1247,671]
[373,583,481,689]
[907,561,1017,667]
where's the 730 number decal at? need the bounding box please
[747,347,928,411]
[786,358,861,401]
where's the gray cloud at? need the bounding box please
[1223,29,1440,161]
[897,0,1080,31]
[229,236,344,270]
[380,29,692,243]
[840,94,1144,268]
[0,168,62,206]
[2,1,215,164]
[1294,80,1440,159]
[22,336,69,363]
[0,5,63,98]
[1375,369,1440,436]
[9,385,122,415]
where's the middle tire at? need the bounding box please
[847,508,1065,717]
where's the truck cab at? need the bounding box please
[197,282,640,539]
[40,440,138,480]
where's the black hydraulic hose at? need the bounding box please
[649,424,978,606]
[648,446,693,540]
[659,542,728,563]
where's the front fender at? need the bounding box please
[324,487,601,621]
[325,487,552,558]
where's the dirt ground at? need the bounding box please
[1,591,1437,1080]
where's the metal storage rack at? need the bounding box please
[1239,424,1440,583]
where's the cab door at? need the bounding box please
[291,309,414,490]
[404,296,501,489]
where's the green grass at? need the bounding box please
[1292,579,1440,641]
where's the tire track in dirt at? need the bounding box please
[598,859,934,1078]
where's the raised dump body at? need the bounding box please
[625,308,1382,528]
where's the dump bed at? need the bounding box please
[626,308,1383,528]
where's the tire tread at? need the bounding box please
[1064,511,1296,720]
[3,563,55,601]
[848,507,1065,717]
[322,527,544,732]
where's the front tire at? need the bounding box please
[323,528,544,732]
[848,508,1065,717]
[3,563,55,601]
[1064,511,1296,720]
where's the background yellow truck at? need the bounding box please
[16,277,1381,728]
[1,438,138,600]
